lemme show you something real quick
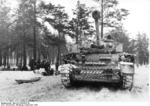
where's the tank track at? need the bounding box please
[60,64,75,88]
[61,73,72,88]
[122,73,134,90]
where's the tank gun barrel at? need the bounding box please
[92,10,101,46]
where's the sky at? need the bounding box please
[118,0,150,38]
[7,0,150,39]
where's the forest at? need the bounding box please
[0,0,149,71]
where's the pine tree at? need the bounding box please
[108,27,130,52]
[136,33,149,65]
[15,0,35,70]
[0,1,11,67]
[68,1,94,46]
[39,2,69,72]
[93,0,129,38]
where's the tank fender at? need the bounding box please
[59,64,78,74]
[119,62,134,74]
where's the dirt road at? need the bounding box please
[0,66,149,102]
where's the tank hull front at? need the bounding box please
[73,75,120,83]
[71,66,121,83]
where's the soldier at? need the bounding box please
[42,59,53,75]
[44,60,50,72]
[107,35,112,40]
[41,60,46,68]
[29,58,35,70]
[36,59,41,69]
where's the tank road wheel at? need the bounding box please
[61,73,73,88]
[60,64,75,88]
[60,64,77,88]
[61,74,71,88]
[122,73,134,90]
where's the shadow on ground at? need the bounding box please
[67,81,123,92]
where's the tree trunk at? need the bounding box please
[52,46,55,64]
[37,48,41,61]
[0,50,2,66]
[22,27,27,70]
[56,45,60,74]
[55,31,61,74]
[49,46,52,64]
[3,53,7,68]
[6,49,10,69]
[16,49,19,66]
[33,0,37,61]
[22,40,27,70]
[101,0,104,39]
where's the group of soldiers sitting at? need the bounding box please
[29,59,54,75]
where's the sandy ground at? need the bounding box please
[0,65,149,102]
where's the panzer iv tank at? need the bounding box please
[59,11,135,90]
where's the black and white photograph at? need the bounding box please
[0,0,149,104]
